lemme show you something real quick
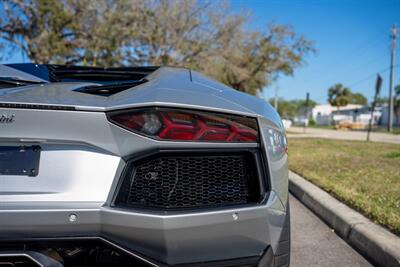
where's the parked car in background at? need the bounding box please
[0,64,290,267]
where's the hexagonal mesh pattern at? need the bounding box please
[115,152,260,209]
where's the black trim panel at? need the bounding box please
[0,103,76,111]
[0,237,272,267]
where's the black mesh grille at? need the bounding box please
[115,152,260,209]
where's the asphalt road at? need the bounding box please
[290,195,372,267]
[287,126,400,144]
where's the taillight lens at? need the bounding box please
[108,108,259,142]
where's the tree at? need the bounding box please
[349,92,367,105]
[375,96,388,106]
[268,98,316,119]
[0,0,78,63]
[291,99,317,110]
[0,0,314,95]
[0,0,133,65]
[328,83,351,113]
[269,98,297,119]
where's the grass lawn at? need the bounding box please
[288,138,400,235]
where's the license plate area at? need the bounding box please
[0,146,41,176]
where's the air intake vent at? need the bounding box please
[115,151,261,210]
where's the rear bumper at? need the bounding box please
[0,107,289,266]
[0,191,286,265]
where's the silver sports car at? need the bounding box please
[0,64,289,267]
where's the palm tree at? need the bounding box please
[328,83,351,114]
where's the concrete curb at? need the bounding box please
[289,171,400,267]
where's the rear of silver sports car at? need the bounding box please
[0,65,290,267]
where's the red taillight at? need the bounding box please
[108,108,259,143]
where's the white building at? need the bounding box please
[296,104,382,126]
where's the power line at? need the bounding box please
[299,32,388,90]
[312,65,399,104]
[300,54,389,95]
[272,30,394,104]
[345,64,399,88]
[321,31,387,71]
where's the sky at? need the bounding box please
[1,0,399,104]
[231,0,400,103]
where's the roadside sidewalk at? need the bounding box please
[289,171,400,267]
[287,127,400,144]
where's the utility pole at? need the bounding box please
[303,92,310,133]
[274,85,279,110]
[388,25,397,132]
[305,92,310,118]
